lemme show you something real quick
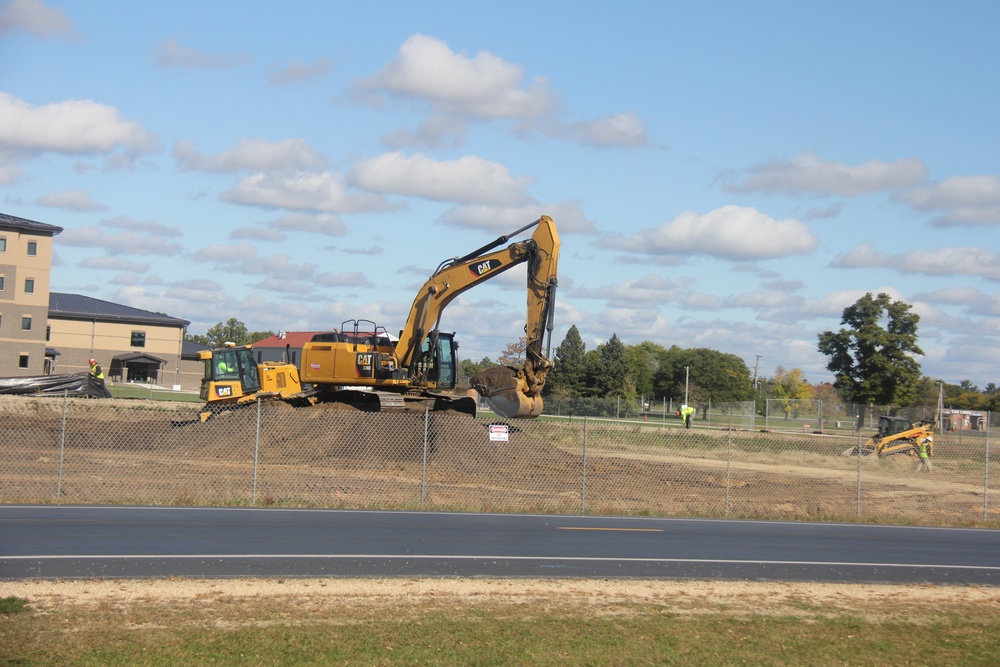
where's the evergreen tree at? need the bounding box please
[597,333,630,398]
[545,325,586,397]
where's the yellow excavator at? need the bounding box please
[197,215,559,419]
[842,416,935,458]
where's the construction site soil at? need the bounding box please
[0,395,996,524]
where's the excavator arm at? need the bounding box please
[394,215,560,418]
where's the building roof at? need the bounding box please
[112,352,167,365]
[0,211,63,235]
[182,340,212,358]
[49,293,190,327]
[250,331,325,348]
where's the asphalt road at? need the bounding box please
[2,505,998,584]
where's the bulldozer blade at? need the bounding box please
[470,366,543,419]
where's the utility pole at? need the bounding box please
[684,366,690,406]
[937,382,944,431]
[753,355,761,389]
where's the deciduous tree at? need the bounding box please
[817,292,922,429]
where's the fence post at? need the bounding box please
[985,411,991,522]
[252,397,261,504]
[56,390,68,500]
[856,432,862,518]
[725,413,732,516]
[422,406,429,506]
[581,417,588,514]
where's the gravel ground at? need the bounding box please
[4,578,998,619]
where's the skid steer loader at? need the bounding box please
[843,416,935,458]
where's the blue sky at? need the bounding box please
[2,0,999,388]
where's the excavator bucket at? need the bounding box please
[470,366,543,419]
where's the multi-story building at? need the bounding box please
[1,211,202,389]
[0,212,62,376]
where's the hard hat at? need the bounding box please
[89,358,96,364]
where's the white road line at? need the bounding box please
[3,554,999,570]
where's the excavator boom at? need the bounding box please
[468,216,559,418]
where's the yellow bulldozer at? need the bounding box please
[842,416,935,458]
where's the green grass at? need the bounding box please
[0,596,30,615]
[3,587,999,666]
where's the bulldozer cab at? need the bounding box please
[878,416,914,438]
[199,346,261,401]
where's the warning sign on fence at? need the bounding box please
[488,423,509,442]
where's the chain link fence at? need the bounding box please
[1,394,996,525]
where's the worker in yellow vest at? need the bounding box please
[680,404,696,429]
[88,357,112,398]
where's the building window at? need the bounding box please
[21,316,31,331]
[0,237,5,252]
[19,354,29,369]
[131,331,146,348]
[0,276,4,291]
[27,241,37,256]
[46,325,51,341]
[24,278,34,294]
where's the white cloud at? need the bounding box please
[898,175,1000,227]
[910,286,985,306]
[352,34,558,120]
[266,212,346,237]
[381,116,467,150]
[723,291,804,309]
[174,138,326,173]
[0,0,80,40]
[101,215,182,237]
[349,152,533,205]
[56,226,183,256]
[230,226,287,242]
[221,171,393,213]
[34,189,107,212]
[78,256,150,273]
[832,242,1000,282]
[153,37,249,69]
[559,112,648,148]
[723,152,927,196]
[0,93,158,157]
[605,205,819,261]
[439,200,598,234]
[572,275,691,306]
[267,58,333,86]
[313,271,374,288]
[191,243,321,284]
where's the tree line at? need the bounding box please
[190,294,998,419]
[462,292,999,418]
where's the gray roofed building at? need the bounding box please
[49,293,190,327]
[0,211,63,235]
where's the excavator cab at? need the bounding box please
[417,331,458,389]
